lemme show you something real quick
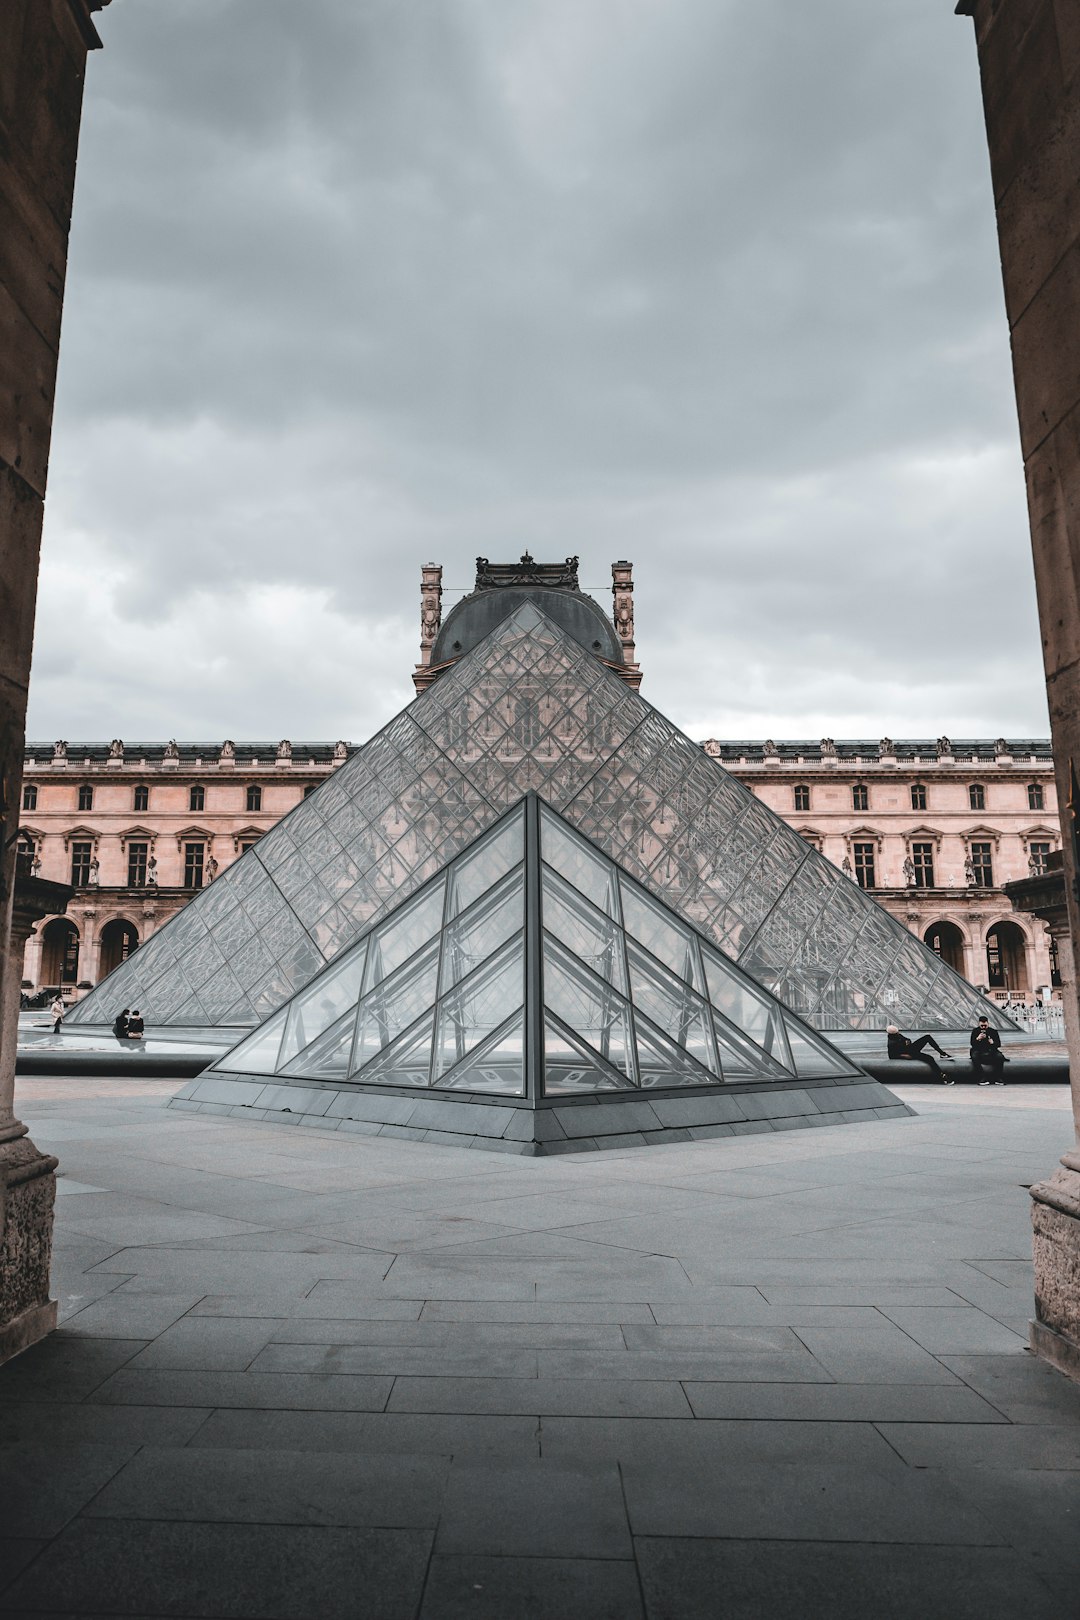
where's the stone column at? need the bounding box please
[958,0,1080,1378]
[610,562,643,688]
[0,877,72,1362]
[0,0,107,1364]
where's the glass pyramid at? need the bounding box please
[70,601,1010,1033]
[211,797,864,1097]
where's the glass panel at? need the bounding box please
[362,880,446,992]
[710,1012,791,1081]
[783,1015,862,1078]
[214,1008,288,1075]
[434,942,524,1078]
[620,883,703,991]
[352,942,440,1073]
[446,806,525,918]
[353,1012,435,1088]
[279,1010,355,1080]
[440,871,524,993]
[701,943,790,1063]
[542,938,635,1080]
[540,867,628,995]
[626,943,717,1074]
[633,1014,714,1089]
[277,942,368,1070]
[540,807,618,916]
[543,1017,633,1094]
[436,1013,525,1095]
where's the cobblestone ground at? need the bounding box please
[2,1074,1079,1619]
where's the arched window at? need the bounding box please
[246,784,262,813]
[189,785,205,812]
[22,783,37,811]
[793,784,810,811]
[910,783,926,811]
[968,783,985,810]
[41,918,80,987]
[1027,782,1044,810]
[133,784,149,812]
[78,784,93,811]
[100,919,139,976]
[924,921,965,975]
[851,783,868,812]
[986,921,1028,995]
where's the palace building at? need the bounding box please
[18,561,1059,1012]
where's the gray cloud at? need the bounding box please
[31,0,1047,746]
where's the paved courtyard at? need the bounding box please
[2,1075,1080,1618]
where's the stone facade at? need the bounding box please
[17,741,346,994]
[706,737,1061,1003]
[19,732,1061,1006]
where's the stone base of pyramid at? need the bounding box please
[168,1072,913,1155]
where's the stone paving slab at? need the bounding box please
[2,1073,1079,1618]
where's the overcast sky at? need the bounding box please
[29,0,1049,747]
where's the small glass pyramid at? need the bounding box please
[212,796,863,1098]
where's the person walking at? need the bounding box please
[886,1025,956,1083]
[970,1016,1008,1084]
[50,994,65,1034]
[112,1008,130,1042]
[127,1009,144,1040]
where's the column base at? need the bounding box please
[0,1297,56,1367]
[0,1130,58,1368]
[1029,1153,1080,1386]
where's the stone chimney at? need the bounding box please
[412,563,444,694]
[611,561,642,689]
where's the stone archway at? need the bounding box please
[99,919,139,978]
[986,920,1029,998]
[924,920,965,977]
[40,918,80,989]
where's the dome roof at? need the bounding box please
[432,586,623,668]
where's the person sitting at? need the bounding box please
[112,1008,130,1042]
[886,1025,955,1083]
[970,1016,1008,1084]
[127,1009,145,1040]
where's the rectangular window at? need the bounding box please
[71,841,92,886]
[970,840,994,887]
[246,784,262,812]
[910,783,926,811]
[189,785,205,812]
[239,838,260,852]
[22,783,37,811]
[303,784,317,798]
[968,783,985,810]
[15,837,35,877]
[127,842,149,886]
[184,842,205,888]
[851,784,868,811]
[1029,841,1051,873]
[912,842,935,889]
[134,784,149,812]
[853,842,876,889]
[78,784,93,811]
[793,784,810,811]
[1028,783,1045,810]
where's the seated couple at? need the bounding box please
[886,1017,1007,1084]
[112,1008,144,1041]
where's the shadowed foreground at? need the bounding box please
[2,1074,1079,1618]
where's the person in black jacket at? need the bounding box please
[970,1016,1007,1084]
[112,1009,130,1042]
[885,1025,955,1083]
